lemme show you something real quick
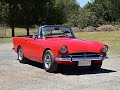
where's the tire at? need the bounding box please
[89,61,102,70]
[18,47,27,63]
[43,50,58,73]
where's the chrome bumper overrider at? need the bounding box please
[56,56,108,62]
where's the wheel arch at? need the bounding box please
[42,48,51,61]
[17,45,21,53]
[42,48,58,72]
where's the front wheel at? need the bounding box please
[43,50,58,73]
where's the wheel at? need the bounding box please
[43,50,58,73]
[18,47,27,63]
[89,61,102,70]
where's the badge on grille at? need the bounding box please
[83,53,87,57]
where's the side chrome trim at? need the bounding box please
[56,56,108,61]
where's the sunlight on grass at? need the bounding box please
[0,28,36,44]
[0,27,120,54]
[0,38,12,44]
[0,27,36,37]
[75,31,120,54]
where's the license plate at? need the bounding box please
[78,61,91,66]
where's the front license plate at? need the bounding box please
[78,61,91,66]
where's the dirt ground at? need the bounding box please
[0,43,120,90]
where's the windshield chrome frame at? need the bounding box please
[40,25,76,38]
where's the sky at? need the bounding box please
[77,0,91,7]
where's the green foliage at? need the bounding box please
[77,9,100,28]
[112,19,120,25]
[50,0,80,25]
[1,0,120,30]
[62,22,74,27]
[0,2,2,22]
[0,0,50,28]
[0,2,8,23]
[0,0,79,27]
[73,0,120,28]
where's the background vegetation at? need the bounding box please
[1,0,120,33]
[0,0,120,54]
[0,28,120,54]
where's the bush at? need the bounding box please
[82,26,96,32]
[62,22,74,27]
[97,25,118,31]
[72,27,81,32]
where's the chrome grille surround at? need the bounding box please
[66,52,103,58]
[56,52,108,62]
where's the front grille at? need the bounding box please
[66,52,102,58]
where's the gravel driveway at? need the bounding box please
[0,43,120,90]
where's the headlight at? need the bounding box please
[102,46,108,53]
[60,46,68,53]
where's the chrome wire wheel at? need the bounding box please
[43,50,58,73]
[18,48,23,61]
[44,54,52,69]
[17,47,27,63]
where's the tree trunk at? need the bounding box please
[26,27,29,36]
[12,27,15,37]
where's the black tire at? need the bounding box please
[89,61,102,70]
[18,47,27,63]
[43,50,58,73]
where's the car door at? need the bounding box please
[26,38,44,62]
[22,38,34,60]
[24,28,44,62]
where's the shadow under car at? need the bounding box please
[24,60,116,75]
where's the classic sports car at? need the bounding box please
[13,25,108,72]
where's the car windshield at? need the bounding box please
[43,26,74,38]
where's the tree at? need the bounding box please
[0,0,22,36]
[0,2,2,23]
[84,0,120,24]
[57,0,80,26]
[0,0,51,36]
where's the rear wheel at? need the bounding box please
[18,47,27,63]
[43,50,58,73]
[89,61,102,70]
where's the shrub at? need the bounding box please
[82,26,96,32]
[97,25,118,31]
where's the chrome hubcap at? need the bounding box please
[44,54,51,69]
[18,49,23,61]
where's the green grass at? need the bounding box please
[75,31,120,54]
[0,38,12,44]
[0,28,36,37]
[0,28,36,44]
[0,28,120,54]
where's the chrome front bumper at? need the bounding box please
[56,56,108,62]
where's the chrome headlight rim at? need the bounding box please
[102,46,108,53]
[60,46,68,53]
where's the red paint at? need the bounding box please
[13,36,107,65]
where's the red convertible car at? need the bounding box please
[13,25,108,72]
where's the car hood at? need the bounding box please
[44,38,105,53]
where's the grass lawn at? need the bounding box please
[75,31,120,54]
[0,28,120,54]
[0,38,12,44]
[0,28,36,44]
